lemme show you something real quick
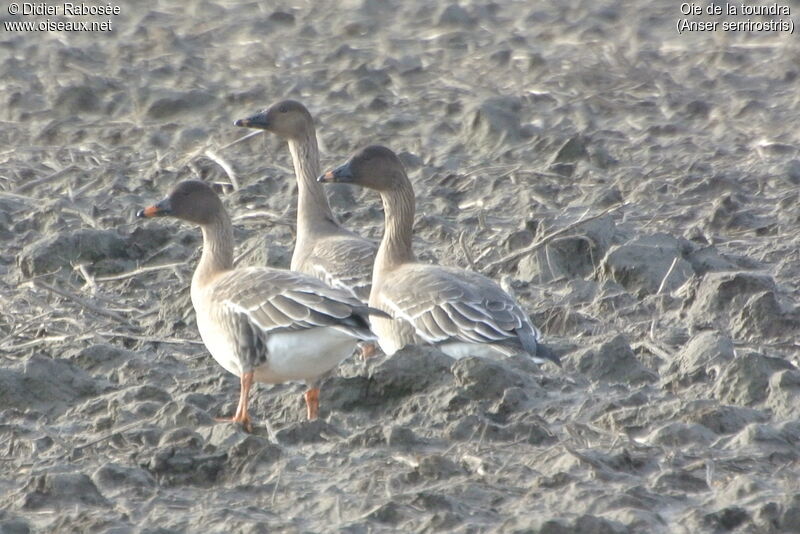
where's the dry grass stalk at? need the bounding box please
[204,150,239,190]
[484,202,628,273]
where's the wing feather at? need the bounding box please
[431,306,459,336]
[270,293,312,322]
[210,266,377,340]
[418,312,449,341]
[379,263,541,354]
[304,235,377,302]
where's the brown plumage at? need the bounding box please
[319,146,560,366]
[137,180,385,431]
[234,100,376,302]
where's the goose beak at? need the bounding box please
[317,170,336,183]
[318,162,354,184]
[137,198,171,218]
[234,111,269,129]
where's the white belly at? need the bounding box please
[254,327,358,384]
[196,309,356,384]
[438,342,510,360]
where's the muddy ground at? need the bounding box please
[1,0,800,532]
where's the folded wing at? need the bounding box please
[210,266,379,372]
[380,264,541,356]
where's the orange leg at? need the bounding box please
[215,371,254,432]
[304,387,320,420]
[357,342,378,360]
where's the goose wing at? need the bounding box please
[209,266,379,371]
[306,234,376,302]
[379,264,541,354]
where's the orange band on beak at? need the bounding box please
[141,205,160,217]
[318,170,335,183]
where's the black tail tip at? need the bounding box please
[535,343,562,367]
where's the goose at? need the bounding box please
[234,100,376,303]
[318,146,560,367]
[137,180,385,432]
